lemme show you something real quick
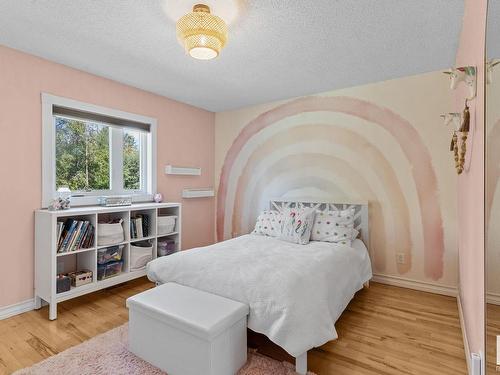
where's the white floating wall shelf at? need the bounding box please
[165,165,201,176]
[182,188,215,198]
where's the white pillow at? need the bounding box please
[311,208,358,245]
[279,208,316,245]
[252,210,284,237]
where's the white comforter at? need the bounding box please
[146,234,372,357]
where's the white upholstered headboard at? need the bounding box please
[270,199,370,252]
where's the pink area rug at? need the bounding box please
[14,324,315,375]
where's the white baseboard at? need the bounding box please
[0,275,460,320]
[487,292,500,305]
[0,299,35,320]
[371,274,457,297]
[457,293,472,374]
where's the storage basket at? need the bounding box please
[98,222,124,246]
[157,216,177,236]
[97,260,123,280]
[68,270,93,287]
[56,274,71,294]
[157,239,176,257]
[130,241,153,271]
[97,245,124,265]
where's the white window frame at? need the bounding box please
[42,93,157,207]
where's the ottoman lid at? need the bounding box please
[127,283,249,339]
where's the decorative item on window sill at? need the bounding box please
[448,100,470,175]
[154,193,163,203]
[49,187,71,211]
[99,196,132,207]
[443,66,477,99]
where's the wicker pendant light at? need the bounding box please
[176,4,228,60]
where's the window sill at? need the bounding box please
[44,193,154,208]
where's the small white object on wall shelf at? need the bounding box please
[165,165,201,176]
[182,189,215,198]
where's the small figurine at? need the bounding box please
[154,193,163,203]
[49,187,71,210]
[48,197,71,211]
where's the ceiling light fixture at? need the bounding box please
[176,4,228,60]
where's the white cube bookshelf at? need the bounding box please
[35,202,181,320]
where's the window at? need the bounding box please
[42,94,157,207]
[123,129,141,190]
[55,116,111,191]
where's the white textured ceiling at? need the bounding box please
[0,0,464,112]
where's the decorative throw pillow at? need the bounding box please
[252,210,284,237]
[311,208,357,245]
[279,208,316,245]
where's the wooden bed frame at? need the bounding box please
[269,199,371,374]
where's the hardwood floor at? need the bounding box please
[0,279,466,375]
[487,303,500,373]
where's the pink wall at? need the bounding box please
[455,0,487,359]
[0,45,215,308]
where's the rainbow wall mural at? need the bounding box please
[215,71,458,285]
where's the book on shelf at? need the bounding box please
[57,219,95,253]
[136,217,143,238]
[130,214,149,239]
[142,215,149,237]
[56,222,64,247]
[60,219,76,252]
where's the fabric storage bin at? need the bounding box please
[56,274,71,294]
[97,245,124,265]
[130,241,153,271]
[157,216,177,235]
[97,260,123,280]
[97,222,124,246]
[158,239,176,257]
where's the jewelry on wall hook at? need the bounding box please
[452,101,470,175]
[450,131,456,152]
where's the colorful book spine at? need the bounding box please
[67,221,83,252]
[60,219,76,252]
[73,221,88,251]
[56,222,64,249]
[78,222,90,249]
[57,220,97,252]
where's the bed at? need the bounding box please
[146,200,372,374]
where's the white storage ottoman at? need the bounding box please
[126,282,249,375]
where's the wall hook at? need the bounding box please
[487,59,500,84]
[441,112,462,131]
[443,66,477,100]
